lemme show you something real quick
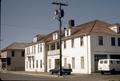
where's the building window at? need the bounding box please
[7,57,11,65]
[81,57,84,69]
[36,60,38,68]
[11,51,15,57]
[67,30,69,36]
[33,59,34,68]
[64,58,67,67]
[72,57,75,69]
[51,43,55,50]
[27,47,30,54]
[111,37,116,46]
[40,44,42,52]
[21,51,25,57]
[98,36,103,45]
[64,40,66,49]
[57,42,60,49]
[40,60,42,68]
[38,44,42,53]
[32,46,34,53]
[49,59,51,68]
[34,45,36,53]
[80,37,84,46]
[71,39,74,48]
[47,45,49,51]
[118,38,120,46]
[29,59,31,68]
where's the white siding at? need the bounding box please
[90,34,120,72]
[25,43,45,72]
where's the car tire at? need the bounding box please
[111,69,115,74]
[51,72,53,75]
[67,72,71,75]
[101,71,104,74]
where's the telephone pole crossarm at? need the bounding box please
[52,2,68,6]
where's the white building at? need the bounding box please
[25,20,120,74]
[25,34,47,72]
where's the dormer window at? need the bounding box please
[109,24,120,33]
[32,37,37,43]
[67,30,69,36]
[53,33,58,40]
[65,28,71,37]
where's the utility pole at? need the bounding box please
[52,1,68,76]
[0,0,1,65]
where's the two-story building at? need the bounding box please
[0,42,28,71]
[25,34,47,72]
[25,20,120,74]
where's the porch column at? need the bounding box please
[107,54,110,59]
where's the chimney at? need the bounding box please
[68,19,75,28]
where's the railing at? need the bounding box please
[48,49,60,56]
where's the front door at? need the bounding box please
[55,59,60,68]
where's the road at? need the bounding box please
[0,72,120,81]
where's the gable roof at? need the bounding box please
[2,42,29,52]
[73,20,115,35]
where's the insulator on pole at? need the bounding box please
[54,10,59,15]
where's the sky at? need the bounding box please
[1,0,120,49]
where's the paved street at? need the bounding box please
[0,71,120,81]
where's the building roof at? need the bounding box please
[1,42,29,52]
[72,20,114,35]
[26,19,120,46]
[25,31,59,46]
[35,34,46,41]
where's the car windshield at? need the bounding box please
[104,60,107,64]
[100,61,103,64]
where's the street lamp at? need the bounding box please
[52,1,68,76]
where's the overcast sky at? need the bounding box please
[1,0,120,48]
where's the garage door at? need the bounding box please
[94,55,107,72]
[110,55,120,59]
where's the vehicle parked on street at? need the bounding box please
[98,59,120,74]
[49,67,72,75]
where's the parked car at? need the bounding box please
[98,59,120,74]
[49,67,72,75]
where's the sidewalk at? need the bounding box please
[1,71,70,78]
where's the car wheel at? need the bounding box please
[51,72,53,75]
[111,69,115,74]
[101,71,104,74]
[67,72,71,75]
